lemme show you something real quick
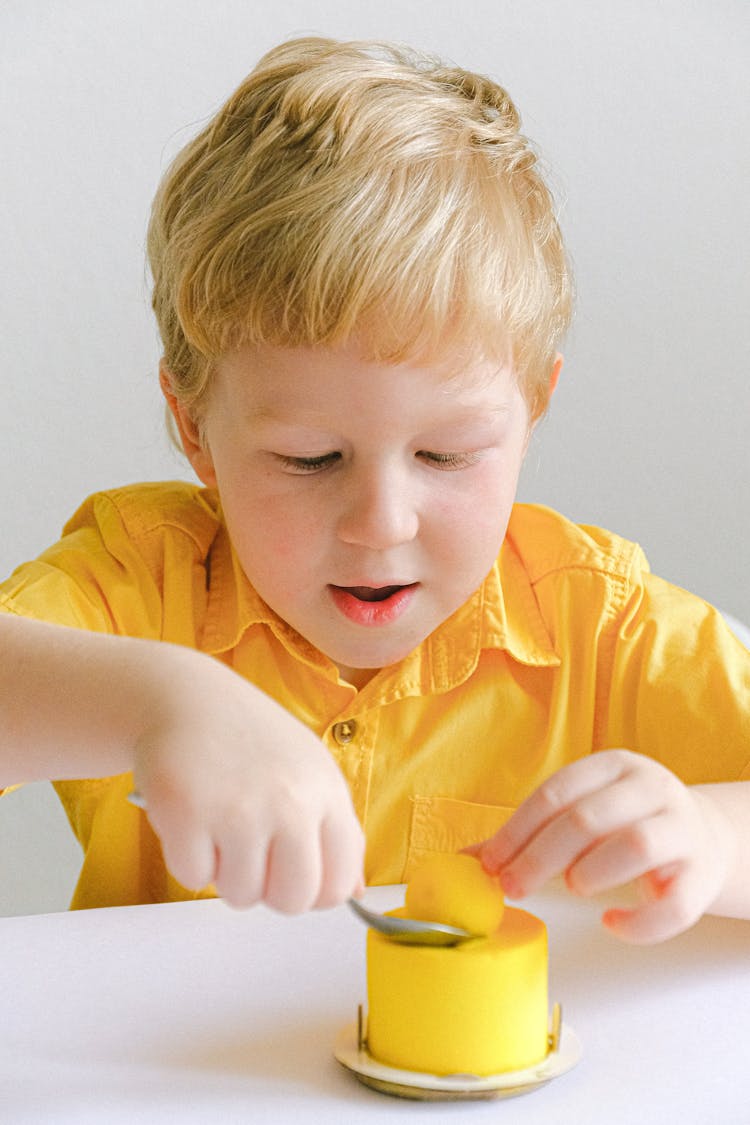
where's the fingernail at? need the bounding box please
[472,847,505,876]
[500,871,523,899]
[602,908,629,930]
[476,851,498,874]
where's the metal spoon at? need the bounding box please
[347,898,477,946]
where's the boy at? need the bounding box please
[1,37,748,943]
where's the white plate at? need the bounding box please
[333,1017,582,1101]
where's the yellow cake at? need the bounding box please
[366,854,549,1076]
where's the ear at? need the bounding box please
[526,353,564,443]
[548,353,564,398]
[159,362,217,488]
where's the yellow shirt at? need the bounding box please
[1,481,748,909]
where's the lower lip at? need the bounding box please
[328,584,418,626]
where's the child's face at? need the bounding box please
[178,342,532,687]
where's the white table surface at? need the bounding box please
[3,883,749,1124]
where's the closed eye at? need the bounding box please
[417,451,481,470]
[276,452,342,474]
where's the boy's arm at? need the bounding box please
[692,780,750,919]
[0,613,365,911]
[470,750,750,943]
[0,613,163,783]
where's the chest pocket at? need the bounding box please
[404,795,515,881]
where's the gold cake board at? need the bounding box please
[333,1003,581,1101]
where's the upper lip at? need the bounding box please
[329,581,418,591]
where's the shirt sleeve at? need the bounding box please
[0,492,165,637]
[599,567,750,783]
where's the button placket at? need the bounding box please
[326,710,378,832]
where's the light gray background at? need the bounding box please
[1,0,748,915]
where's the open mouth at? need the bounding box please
[339,585,406,603]
[328,582,419,626]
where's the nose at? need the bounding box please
[336,464,419,550]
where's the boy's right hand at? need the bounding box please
[131,648,365,913]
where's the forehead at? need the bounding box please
[213,341,522,419]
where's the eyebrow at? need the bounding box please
[245,409,338,430]
[249,401,513,423]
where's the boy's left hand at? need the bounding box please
[470,749,734,944]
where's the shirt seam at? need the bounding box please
[591,565,642,751]
[101,492,215,558]
[526,554,641,589]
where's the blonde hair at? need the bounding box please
[147,37,572,422]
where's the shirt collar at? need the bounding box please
[424,541,560,694]
[486,536,561,667]
[201,505,560,689]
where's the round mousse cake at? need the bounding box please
[365,855,549,1076]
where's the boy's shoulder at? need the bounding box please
[506,503,649,587]
[62,480,222,555]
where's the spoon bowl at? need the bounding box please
[348,897,477,946]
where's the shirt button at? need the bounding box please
[332,720,357,745]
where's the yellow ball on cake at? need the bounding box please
[366,853,549,1076]
[404,852,506,935]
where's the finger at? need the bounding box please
[264,821,323,914]
[314,812,366,909]
[497,772,671,897]
[144,793,219,891]
[212,815,270,908]
[162,830,218,892]
[565,810,687,897]
[479,751,638,873]
[602,867,706,944]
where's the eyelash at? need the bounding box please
[277,453,342,473]
[277,451,479,474]
[418,451,480,470]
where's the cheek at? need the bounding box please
[225,488,325,569]
[439,465,517,539]
[428,496,509,584]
